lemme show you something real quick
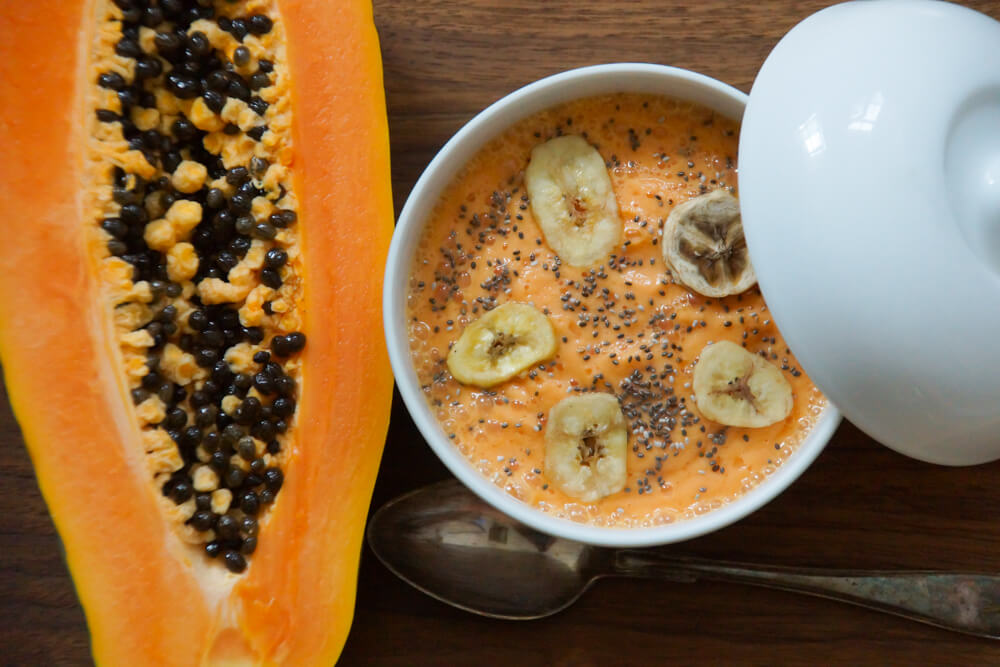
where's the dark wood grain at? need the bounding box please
[3,1,1000,664]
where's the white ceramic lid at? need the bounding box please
[739,0,1000,465]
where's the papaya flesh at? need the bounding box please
[0,0,393,664]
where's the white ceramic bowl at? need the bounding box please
[383,63,841,547]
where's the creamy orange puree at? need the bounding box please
[407,94,825,527]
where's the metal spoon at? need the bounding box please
[367,480,1000,639]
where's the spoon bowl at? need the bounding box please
[367,480,606,619]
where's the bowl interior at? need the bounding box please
[383,63,841,547]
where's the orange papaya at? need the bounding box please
[0,0,393,664]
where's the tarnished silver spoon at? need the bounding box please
[367,480,1000,638]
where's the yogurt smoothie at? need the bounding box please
[406,93,824,527]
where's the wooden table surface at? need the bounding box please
[4,1,1000,664]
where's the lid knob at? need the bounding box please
[946,93,1000,274]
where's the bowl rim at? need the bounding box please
[383,62,841,547]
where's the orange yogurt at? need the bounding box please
[406,93,825,528]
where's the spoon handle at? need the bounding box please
[614,551,1000,639]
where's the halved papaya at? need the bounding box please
[0,0,393,664]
